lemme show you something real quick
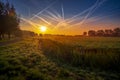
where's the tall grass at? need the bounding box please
[0,38,82,80]
[41,38,120,72]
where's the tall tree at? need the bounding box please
[0,1,6,39]
[0,1,20,39]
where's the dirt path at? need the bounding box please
[0,38,22,46]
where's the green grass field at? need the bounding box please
[45,36,120,48]
[0,36,120,80]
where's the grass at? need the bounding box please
[0,38,15,42]
[41,36,120,80]
[41,38,120,69]
[0,38,82,80]
[0,36,120,80]
[45,36,120,48]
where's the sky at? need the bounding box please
[3,0,120,35]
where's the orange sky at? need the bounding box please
[20,20,118,35]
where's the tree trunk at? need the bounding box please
[0,34,2,40]
[8,33,11,39]
[1,34,4,39]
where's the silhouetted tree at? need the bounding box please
[88,30,96,36]
[104,29,113,37]
[113,28,120,37]
[96,30,104,36]
[87,28,120,37]
[83,32,87,36]
[0,1,5,39]
[0,1,20,39]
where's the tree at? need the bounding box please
[88,30,96,36]
[113,28,120,37]
[6,4,20,39]
[0,1,5,39]
[83,32,87,36]
[104,29,113,37]
[96,30,104,36]
[87,28,120,37]
[0,1,20,39]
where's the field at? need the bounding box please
[0,36,120,80]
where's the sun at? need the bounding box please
[39,26,47,32]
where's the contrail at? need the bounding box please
[61,0,99,29]
[66,0,107,28]
[50,5,66,30]
[20,0,108,32]
[85,13,116,24]
[65,0,100,24]
[63,0,107,29]
[20,17,39,29]
[33,14,51,25]
[67,0,107,23]
[30,0,57,20]
[85,0,108,17]
[41,14,59,22]
[45,10,60,20]
[61,4,64,20]
[65,9,89,24]
[73,0,100,26]
[32,14,58,29]
[51,9,62,19]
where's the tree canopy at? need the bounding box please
[0,1,20,39]
[86,27,120,37]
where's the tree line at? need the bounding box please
[83,27,120,37]
[0,1,21,39]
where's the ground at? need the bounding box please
[0,37,120,80]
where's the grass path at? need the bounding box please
[0,38,83,80]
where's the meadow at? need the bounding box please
[0,38,83,80]
[0,36,120,80]
[41,36,120,79]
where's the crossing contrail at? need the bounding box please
[20,0,108,32]
[33,14,51,25]
[20,17,39,30]
[41,14,59,22]
[66,0,99,24]
[65,0,107,29]
[53,0,100,30]
[45,10,59,20]
[30,0,58,20]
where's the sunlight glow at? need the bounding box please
[40,26,47,32]
[20,0,107,35]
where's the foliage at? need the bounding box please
[87,28,120,37]
[0,1,20,39]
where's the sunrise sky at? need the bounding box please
[3,0,120,35]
